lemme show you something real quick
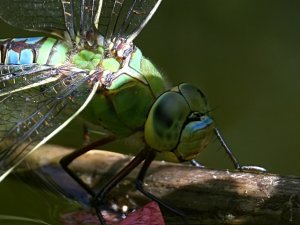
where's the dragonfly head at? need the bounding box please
[144,83,214,161]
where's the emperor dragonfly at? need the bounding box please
[0,0,265,224]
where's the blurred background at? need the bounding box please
[0,0,300,224]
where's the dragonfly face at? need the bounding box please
[145,83,214,161]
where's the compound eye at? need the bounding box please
[178,83,209,114]
[144,92,191,151]
[144,83,214,161]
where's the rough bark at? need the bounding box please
[21,144,300,225]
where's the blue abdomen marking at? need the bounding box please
[0,37,66,65]
[0,37,70,66]
[6,48,34,65]
[6,49,19,64]
[20,49,34,64]
[0,37,41,64]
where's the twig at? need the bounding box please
[21,144,300,225]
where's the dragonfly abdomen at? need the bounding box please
[0,37,70,65]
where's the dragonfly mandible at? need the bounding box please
[0,0,265,224]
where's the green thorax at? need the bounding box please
[72,47,103,71]
[80,47,166,136]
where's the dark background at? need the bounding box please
[0,1,300,224]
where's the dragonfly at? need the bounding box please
[0,0,266,224]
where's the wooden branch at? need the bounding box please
[21,144,300,225]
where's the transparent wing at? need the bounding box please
[0,0,71,38]
[0,64,99,181]
[61,0,99,40]
[97,0,162,43]
[78,0,102,37]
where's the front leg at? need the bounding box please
[214,128,267,172]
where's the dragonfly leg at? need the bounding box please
[60,135,116,197]
[214,127,266,172]
[136,149,188,224]
[93,148,149,225]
